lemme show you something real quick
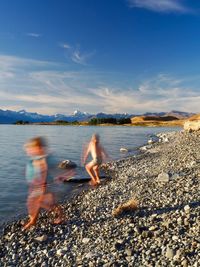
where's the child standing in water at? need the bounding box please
[23,137,62,230]
[83,134,107,186]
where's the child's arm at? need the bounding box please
[82,143,90,166]
[101,145,109,161]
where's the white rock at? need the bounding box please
[157,172,170,183]
[58,159,77,169]
[120,147,129,152]
[82,238,90,244]
[184,205,190,213]
[163,137,169,143]
[172,235,179,241]
[56,249,66,256]
[34,235,48,242]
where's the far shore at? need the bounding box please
[12,120,184,127]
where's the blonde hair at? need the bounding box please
[25,136,47,148]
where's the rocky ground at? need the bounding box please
[0,130,200,267]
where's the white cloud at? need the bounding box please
[71,50,86,65]
[127,0,191,13]
[60,42,95,65]
[60,43,71,49]
[0,54,199,114]
[26,32,42,38]
[71,48,95,65]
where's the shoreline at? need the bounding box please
[1,130,200,266]
[8,122,184,127]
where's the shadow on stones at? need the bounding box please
[118,200,200,218]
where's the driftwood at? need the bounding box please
[112,198,138,217]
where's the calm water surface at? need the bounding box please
[0,125,180,224]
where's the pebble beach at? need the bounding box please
[0,129,200,267]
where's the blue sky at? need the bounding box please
[0,0,200,114]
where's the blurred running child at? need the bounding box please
[23,137,63,229]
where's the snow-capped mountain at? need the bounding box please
[0,109,92,123]
[0,109,195,124]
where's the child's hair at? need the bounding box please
[92,133,100,142]
[25,136,47,148]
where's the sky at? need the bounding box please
[0,0,200,115]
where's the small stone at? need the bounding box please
[177,217,182,225]
[184,218,189,226]
[56,249,66,256]
[181,259,188,267]
[165,247,174,259]
[85,252,94,259]
[148,139,153,144]
[34,235,48,242]
[184,205,190,213]
[149,226,157,231]
[82,238,90,244]
[175,249,184,259]
[172,235,178,241]
[125,249,133,256]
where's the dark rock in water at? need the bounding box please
[58,160,77,169]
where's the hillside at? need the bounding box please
[131,115,186,127]
[187,113,200,121]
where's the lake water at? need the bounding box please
[0,125,180,225]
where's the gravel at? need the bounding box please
[0,130,200,266]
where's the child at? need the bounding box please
[23,137,62,230]
[83,134,107,186]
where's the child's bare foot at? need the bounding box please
[53,217,63,225]
[96,179,100,185]
[89,179,96,186]
[22,219,36,230]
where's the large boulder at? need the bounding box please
[184,120,200,132]
[58,160,77,169]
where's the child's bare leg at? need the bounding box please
[40,193,54,210]
[93,165,100,184]
[86,162,97,185]
[52,205,64,224]
[23,196,41,229]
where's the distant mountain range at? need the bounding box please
[0,109,195,124]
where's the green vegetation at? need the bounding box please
[55,120,79,125]
[55,120,69,124]
[14,118,132,126]
[15,120,29,125]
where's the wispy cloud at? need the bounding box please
[0,54,199,114]
[60,42,95,65]
[127,0,192,13]
[26,32,42,38]
[71,48,95,65]
[59,42,71,49]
